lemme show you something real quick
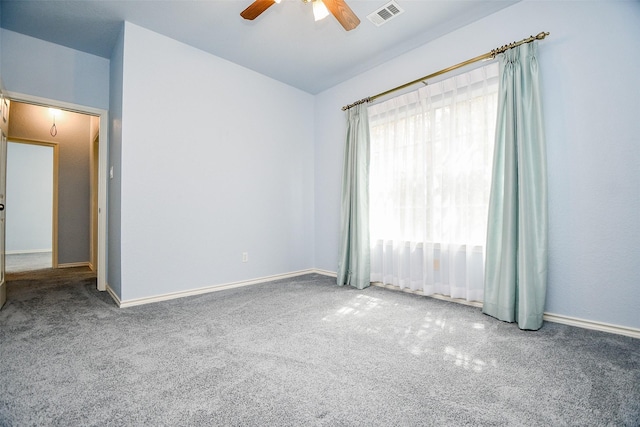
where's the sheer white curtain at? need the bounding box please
[369,62,499,301]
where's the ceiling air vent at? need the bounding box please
[367,1,405,27]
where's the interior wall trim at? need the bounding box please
[542,312,640,339]
[5,249,52,255]
[115,269,317,308]
[7,137,60,269]
[57,262,91,269]
[105,283,121,306]
[313,268,338,278]
[106,267,639,339]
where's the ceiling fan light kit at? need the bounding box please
[241,0,361,31]
[311,0,330,22]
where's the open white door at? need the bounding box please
[0,130,7,308]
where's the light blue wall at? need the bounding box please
[314,0,640,330]
[6,142,53,252]
[0,29,109,110]
[118,23,315,301]
[107,24,124,299]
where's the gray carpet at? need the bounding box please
[0,272,638,426]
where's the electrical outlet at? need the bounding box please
[242,252,248,263]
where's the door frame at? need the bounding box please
[6,91,108,292]
[6,139,59,268]
[0,130,6,308]
[90,130,99,273]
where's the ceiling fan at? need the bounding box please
[241,0,361,31]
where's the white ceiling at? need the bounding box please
[0,0,519,94]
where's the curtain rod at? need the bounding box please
[342,31,550,111]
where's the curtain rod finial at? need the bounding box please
[536,31,550,40]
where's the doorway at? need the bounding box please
[5,140,57,273]
[3,93,108,292]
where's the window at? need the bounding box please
[368,62,499,301]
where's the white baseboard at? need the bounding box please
[57,262,91,269]
[542,312,640,339]
[117,269,317,308]
[360,276,639,339]
[312,268,337,278]
[106,267,640,339]
[6,249,52,255]
[105,283,121,306]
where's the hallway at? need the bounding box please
[5,251,52,273]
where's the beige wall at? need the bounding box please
[8,101,92,265]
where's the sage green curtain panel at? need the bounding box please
[337,103,371,289]
[483,41,548,330]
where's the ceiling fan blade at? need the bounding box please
[240,0,276,20]
[321,0,360,31]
